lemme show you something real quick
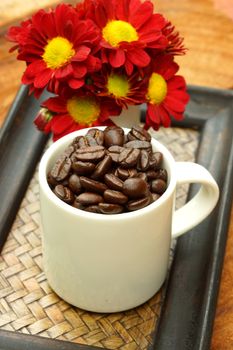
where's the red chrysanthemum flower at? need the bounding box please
[144,55,189,130]
[76,0,168,75]
[6,19,32,52]
[40,92,121,141]
[92,67,145,108]
[162,21,187,56]
[8,4,102,97]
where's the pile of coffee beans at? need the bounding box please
[47,126,168,214]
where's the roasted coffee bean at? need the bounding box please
[123,178,148,199]
[136,172,148,181]
[127,126,151,142]
[50,155,72,181]
[124,140,152,151]
[104,174,123,191]
[74,146,105,162]
[104,189,128,205]
[54,184,74,204]
[104,126,124,147]
[49,126,168,215]
[98,203,124,214]
[118,148,140,168]
[149,152,163,169]
[47,171,59,187]
[80,176,108,193]
[137,149,150,171]
[63,145,76,157]
[146,170,159,180]
[86,128,104,145]
[84,205,102,213]
[72,161,96,175]
[126,196,151,211]
[68,174,82,194]
[76,192,104,205]
[108,145,125,162]
[116,167,137,180]
[85,135,99,146]
[91,155,112,179]
[74,136,89,148]
[156,169,168,181]
[151,179,167,194]
[72,200,85,210]
[151,193,161,202]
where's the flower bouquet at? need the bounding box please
[7,0,189,141]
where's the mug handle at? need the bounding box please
[172,162,219,239]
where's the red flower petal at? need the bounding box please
[109,49,126,67]
[72,45,91,61]
[43,97,67,113]
[54,64,74,79]
[34,68,53,88]
[129,1,153,30]
[127,48,150,67]
[163,95,187,113]
[72,63,87,78]
[68,78,85,89]
[167,76,186,90]
[51,114,74,134]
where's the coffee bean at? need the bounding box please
[116,167,138,180]
[49,126,168,215]
[104,174,123,191]
[149,152,163,169]
[86,128,104,145]
[151,179,167,194]
[104,126,124,147]
[72,161,96,175]
[47,171,59,187]
[98,203,124,214]
[91,155,112,179]
[126,196,151,211]
[72,200,85,210]
[74,146,105,162]
[104,189,128,205]
[124,140,152,151]
[54,184,74,204]
[80,176,108,193]
[68,174,82,194]
[50,155,72,181]
[127,126,151,142]
[84,205,102,213]
[123,177,148,199]
[108,145,125,162]
[76,192,104,205]
[136,172,148,181]
[156,169,168,181]
[118,148,140,168]
[151,193,161,202]
[137,150,150,171]
[63,145,75,157]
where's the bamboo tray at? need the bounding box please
[0,85,233,350]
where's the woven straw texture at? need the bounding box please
[0,127,199,349]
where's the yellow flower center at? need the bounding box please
[107,74,129,98]
[66,96,100,125]
[102,20,138,47]
[146,73,167,105]
[42,36,75,69]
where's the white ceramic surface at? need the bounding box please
[39,127,219,312]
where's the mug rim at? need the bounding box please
[39,127,177,221]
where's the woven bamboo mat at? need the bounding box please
[0,127,199,350]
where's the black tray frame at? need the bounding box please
[0,85,233,350]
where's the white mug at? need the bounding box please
[39,127,219,313]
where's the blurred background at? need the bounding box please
[0,1,233,349]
